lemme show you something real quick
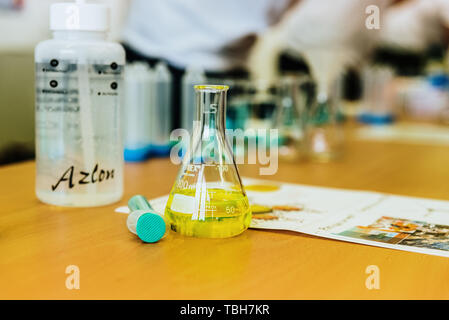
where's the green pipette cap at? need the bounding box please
[127,195,167,243]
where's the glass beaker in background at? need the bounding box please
[207,78,278,157]
[305,75,344,162]
[274,74,309,161]
[358,66,395,125]
[222,79,252,158]
[208,74,313,161]
[241,81,278,156]
[224,79,251,131]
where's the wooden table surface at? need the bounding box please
[1,129,449,300]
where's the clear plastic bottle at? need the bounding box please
[123,62,153,161]
[165,85,251,238]
[151,62,172,156]
[181,66,206,133]
[35,0,125,207]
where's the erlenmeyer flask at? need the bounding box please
[275,75,308,161]
[306,77,344,162]
[165,85,251,238]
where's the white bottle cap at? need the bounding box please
[155,62,172,81]
[50,0,110,32]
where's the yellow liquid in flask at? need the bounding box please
[165,187,251,238]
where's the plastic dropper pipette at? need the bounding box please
[127,195,169,243]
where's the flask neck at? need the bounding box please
[52,30,107,41]
[195,87,227,139]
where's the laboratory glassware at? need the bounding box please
[246,83,279,158]
[222,79,251,131]
[165,85,251,238]
[274,75,309,161]
[206,78,279,157]
[150,62,172,156]
[305,75,344,162]
[123,62,153,161]
[359,66,395,125]
[301,47,347,162]
[223,78,278,156]
[35,0,125,206]
[212,78,251,157]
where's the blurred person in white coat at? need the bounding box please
[248,0,449,87]
[248,0,392,91]
[381,0,449,51]
[121,0,297,128]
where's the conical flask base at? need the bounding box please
[165,161,251,238]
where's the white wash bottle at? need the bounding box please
[35,0,125,207]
